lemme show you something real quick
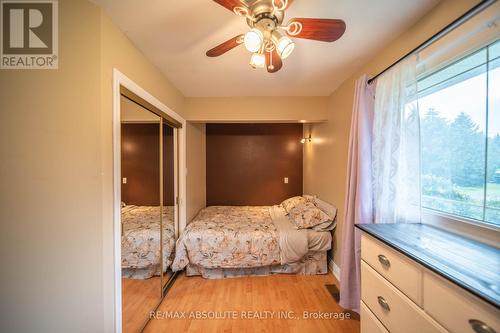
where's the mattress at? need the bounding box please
[172,205,332,272]
[121,205,175,279]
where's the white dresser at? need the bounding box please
[358,225,500,333]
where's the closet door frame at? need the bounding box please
[159,121,179,291]
[112,69,186,333]
[173,127,179,239]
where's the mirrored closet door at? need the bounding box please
[119,89,180,333]
[161,121,177,289]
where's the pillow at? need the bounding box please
[288,202,332,230]
[312,219,336,232]
[312,202,337,231]
[302,194,316,202]
[281,196,307,213]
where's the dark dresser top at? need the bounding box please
[356,223,500,309]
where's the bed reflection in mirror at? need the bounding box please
[119,94,177,333]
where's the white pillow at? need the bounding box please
[288,202,332,230]
[281,196,307,213]
[302,195,338,231]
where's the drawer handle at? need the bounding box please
[378,254,391,268]
[469,319,497,333]
[377,296,390,311]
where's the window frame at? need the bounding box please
[422,208,499,247]
[417,40,500,240]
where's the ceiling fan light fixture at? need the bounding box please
[250,53,266,69]
[276,35,295,59]
[244,29,264,53]
[271,30,295,59]
[206,1,347,73]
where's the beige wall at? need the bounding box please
[99,9,189,332]
[0,1,104,332]
[186,123,207,222]
[0,0,191,331]
[185,96,329,123]
[303,0,480,268]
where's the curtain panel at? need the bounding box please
[339,75,376,312]
[340,56,420,312]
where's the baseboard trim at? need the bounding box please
[328,258,341,281]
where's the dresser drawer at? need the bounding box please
[361,300,389,333]
[361,261,447,333]
[424,271,500,333]
[361,233,423,306]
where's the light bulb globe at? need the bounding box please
[250,53,266,69]
[276,36,295,59]
[244,29,264,53]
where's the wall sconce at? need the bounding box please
[301,134,312,144]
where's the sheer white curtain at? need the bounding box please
[340,56,422,313]
[372,55,421,224]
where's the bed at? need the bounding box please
[172,197,336,279]
[121,205,175,279]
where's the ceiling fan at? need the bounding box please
[206,0,346,73]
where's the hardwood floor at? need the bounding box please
[122,277,162,333]
[144,273,360,333]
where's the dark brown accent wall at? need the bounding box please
[121,123,175,206]
[206,123,303,206]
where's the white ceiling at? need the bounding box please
[95,0,440,97]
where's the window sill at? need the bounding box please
[421,209,500,248]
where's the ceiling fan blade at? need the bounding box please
[265,49,283,73]
[206,35,244,57]
[212,0,247,13]
[287,18,346,42]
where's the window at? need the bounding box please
[418,39,500,227]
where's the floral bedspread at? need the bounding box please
[172,206,281,271]
[121,206,175,273]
